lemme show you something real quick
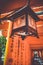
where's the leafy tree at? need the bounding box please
[0,36,6,60]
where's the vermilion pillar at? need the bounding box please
[4,20,13,65]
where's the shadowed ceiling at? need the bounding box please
[0,0,43,13]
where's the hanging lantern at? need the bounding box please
[9,4,40,40]
[11,13,39,40]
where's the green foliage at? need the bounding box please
[0,36,6,56]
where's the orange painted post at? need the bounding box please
[4,20,13,65]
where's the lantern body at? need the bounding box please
[11,14,38,38]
